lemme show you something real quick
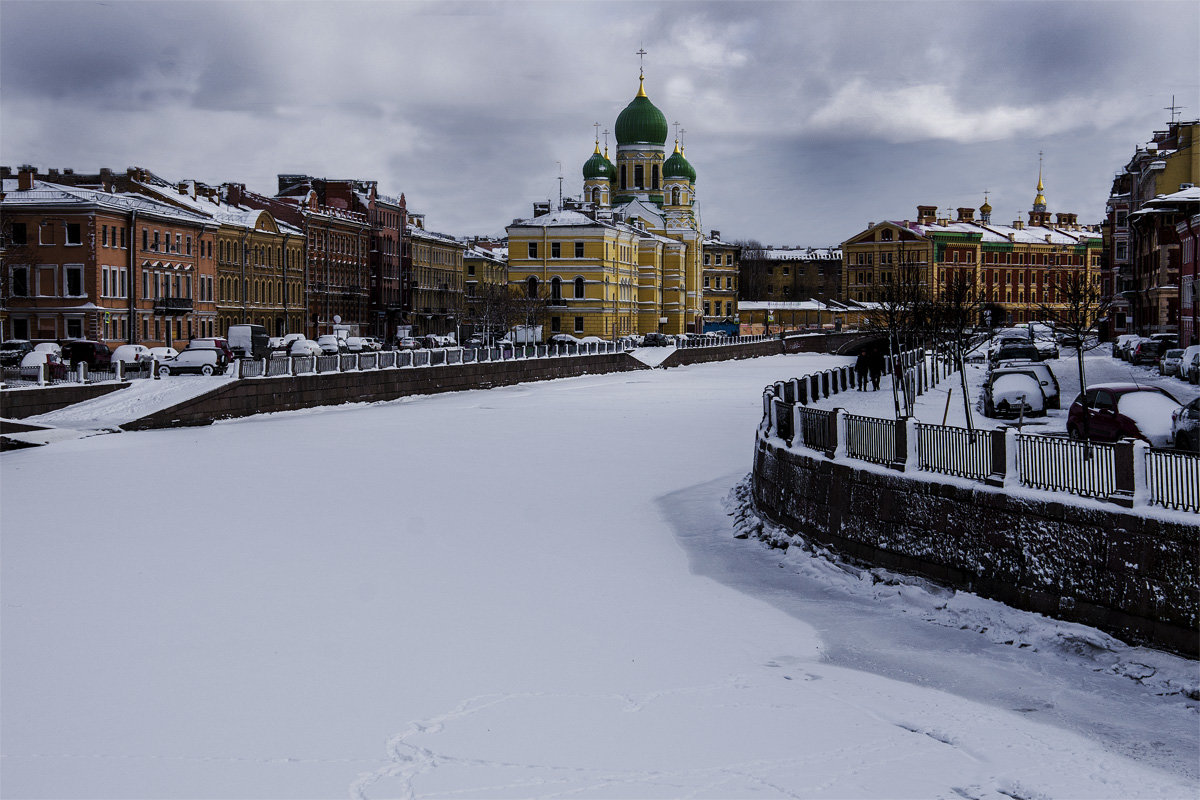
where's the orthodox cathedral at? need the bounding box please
[506,69,718,338]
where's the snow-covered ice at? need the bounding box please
[2,352,1196,798]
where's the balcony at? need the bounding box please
[154,297,193,314]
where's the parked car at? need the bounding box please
[1158,348,1185,377]
[395,336,421,351]
[60,340,113,369]
[186,337,234,362]
[1150,332,1179,350]
[1128,339,1163,365]
[289,338,323,357]
[149,346,180,361]
[226,324,270,360]
[982,371,1046,418]
[19,350,69,379]
[989,341,1041,364]
[578,336,606,345]
[33,341,63,358]
[641,332,672,347]
[1112,334,1140,359]
[0,339,34,366]
[157,348,228,376]
[316,334,345,355]
[987,361,1061,409]
[1177,345,1200,383]
[344,336,366,353]
[359,336,384,352]
[111,344,154,365]
[547,334,583,346]
[1171,398,1200,453]
[1033,337,1059,360]
[1066,384,1181,448]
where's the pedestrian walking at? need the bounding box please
[868,348,883,391]
[855,351,870,390]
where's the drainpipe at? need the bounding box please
[128,210,137,343]
[241,228,249,324]
[282,231,289,335]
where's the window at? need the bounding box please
[651,164,659,190]
[574,241,584,258]
[551,241,561,258]
[551,277,562,302]
[142,229,149,250]
[704,254,710,265]
[703,276,711,288]
[725,254,732,266]
[102,225,109,247]
[526,276,539,298]
[726,301,732,315]
[66,318,83,339]
[11,266,29,296]
[704,301,711,315]
[10,222,27,245]
[574,316,584,333]
[40,222,54,245]
[528,242,538,259]
[186,235,192,255]
[65,265,83,296]
[551,316,561,332]
[103,267,110,297]
[152,231,160,251]
[634,164,644,188]
[574,277,585,299]
[120,268,127,298]
[672,187,681,205]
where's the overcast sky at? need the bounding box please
[2,1,1197,246]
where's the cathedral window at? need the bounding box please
[672,187,681,205]
[634,164,644,188]
[620,166,628,190]
[652,164,659,190]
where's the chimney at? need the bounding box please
[956,207,975,222]
[1013,220,1024,229]
[917,205,937,224]
[63,168,74,175]
[18,164,36,190]
[710,229,720,241]
[48,168,60,178]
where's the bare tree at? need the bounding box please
[865,261,929,417]
[732,239,769,299]
[508,279,552,343]
[1036,267,1111,441]
[930,275,985,431]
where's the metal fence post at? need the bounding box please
[115,359,124,382]
[984,428,1006,486]
[1110,438,1140,508]
[903,416,920,473]
[796,378,808,404]
[760,389,774,436]
[791,403,805,449]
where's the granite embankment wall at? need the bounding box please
[1,382,129,419]
[752,438,1199,656]
[122,352,649,430]
[661,339,784,367]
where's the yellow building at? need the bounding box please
[507,69,713,338]
[842,174,1102,326]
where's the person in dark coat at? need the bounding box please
[855,350,870,390]
[868,348,883,391]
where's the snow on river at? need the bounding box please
[2,352,1196,798]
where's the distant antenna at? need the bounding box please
[556,161,563,210]
[1165,95,1184,124]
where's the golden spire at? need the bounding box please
[673,138,682,154]
[637,74,647,98]
[1033,152,1047,210]
[636,46,648,97]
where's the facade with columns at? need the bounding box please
[841,172,1103,327]
[507,72,716,338]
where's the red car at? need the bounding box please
[1066,383,1181,448]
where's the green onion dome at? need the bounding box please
[614,77,669,146]
[662,141,696,182]
[582,143,613,181]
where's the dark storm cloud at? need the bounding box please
[2,0,1197,243]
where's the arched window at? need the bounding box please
[551,277,562,302]
[574,277,585,299]
[526,276,539,298]
[672,187,681,205]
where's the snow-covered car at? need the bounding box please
[157,348,227,376]
[149,346,180,361]
[316,334,345,355]
[19,349,69,379]
[289,338,323,357]
[343,336,365,353]
[1177,345,1200,382]
[33,341,63,358]
[0,339,34,366]
[1112,334,1140,360]
[185,337,235,362]
[111,344,154,364]
[1158,348,1185,377]
[359,336,384,351]
[547,334,582,346]
[982,372,1046,418]
[641,332,672,347]
[987,361,1061,409]
[1171,398,1200,453]
[578,336,606,345]
[1066,384,1181,448]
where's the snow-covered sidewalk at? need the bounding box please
[22,372,236,430]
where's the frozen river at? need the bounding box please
[2,351,1196,798]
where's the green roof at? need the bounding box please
[615,82,668,146]
[663,147,695,182]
